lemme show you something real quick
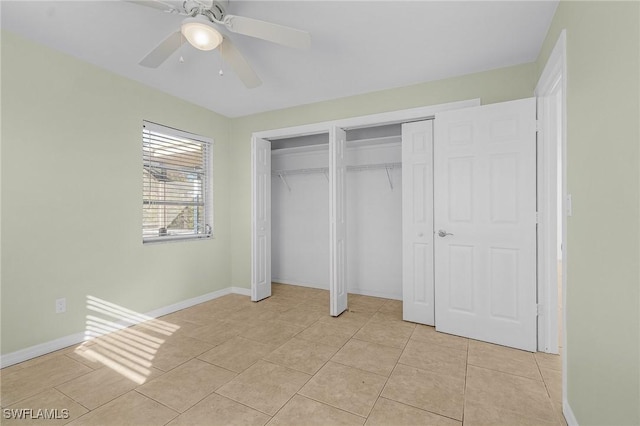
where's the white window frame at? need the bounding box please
[142,120,214,243]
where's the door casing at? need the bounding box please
[535,31,568,422]
[535,30,567,357]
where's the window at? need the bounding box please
[142,121,213,243]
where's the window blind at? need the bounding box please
[142,121,213,242]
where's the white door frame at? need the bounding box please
[250,99,480,309]
[535,29,568,407]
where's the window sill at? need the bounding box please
[143,234,213,244]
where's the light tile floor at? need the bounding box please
[0,284,565,425]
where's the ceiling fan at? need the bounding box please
[130,0,311,88]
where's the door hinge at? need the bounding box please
[535,212,539,224]
[536,304,544,316]
[535,120,542,132]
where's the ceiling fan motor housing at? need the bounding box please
[183,0,225,21]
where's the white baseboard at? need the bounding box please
[0,331,88,370]
[347,287,402,301]
[0,286,249,369]
[563,399,578,426]
[231,286,251,297]
[144,287,234,318]
[273,279,401,301]
[272,278,329,291]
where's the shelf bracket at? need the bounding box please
[385,166,394,190]
[278,173,291,192]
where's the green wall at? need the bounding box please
[228,63,537,288]
[536,2,640,424]
[1,31,232,354]
[3,3,640,423]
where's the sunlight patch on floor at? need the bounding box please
[72,296,180,385]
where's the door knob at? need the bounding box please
[438,230,454,237]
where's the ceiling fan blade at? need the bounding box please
[222,15,311,50]
[219,39,262,89]
[139,31,185,68]
[125,0,183,14]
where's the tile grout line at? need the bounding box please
[534,353,550,397]
[136,361,241,419]
[132,388,181,416]
[264,370,317,423]
[211,387,276,418]
[463,363,561,424]
[377,321,467,423]
[363,304,414,421]
[377,362,464,424]
[3,360,94,409]
[288,392,368,421]
[462,335,470,425]
[201,316,322,422]
[292,301,401,423]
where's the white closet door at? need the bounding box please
[329,127,348,316]
[251,137,271,302]
[434,98,537,351]
[402,120,435,325]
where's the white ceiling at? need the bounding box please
[1,1,558,118]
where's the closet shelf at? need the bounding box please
[271,166,328,176]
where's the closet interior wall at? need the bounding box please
[271,124,403,300]
[271,134,330,289]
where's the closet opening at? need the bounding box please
[268,123,404,310]
[271,133,330,291]
[345,124,403,300]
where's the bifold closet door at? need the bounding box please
[329,126,348,316]
[251,137,271,302]
[434,98,537,351]
[402,120,435,325]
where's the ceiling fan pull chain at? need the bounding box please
[179,31,185,63]
[219,42,224,76]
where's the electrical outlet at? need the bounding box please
[55,298,66,314]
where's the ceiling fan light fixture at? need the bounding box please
[181,17,223,51]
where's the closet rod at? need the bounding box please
[271,162,402,176]
[272,162,401,191]
[346,162,402,172]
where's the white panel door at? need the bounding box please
[329,127,348,316]
[251,137,271,302]
[434,98,537,351]
[402,120,435,325]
